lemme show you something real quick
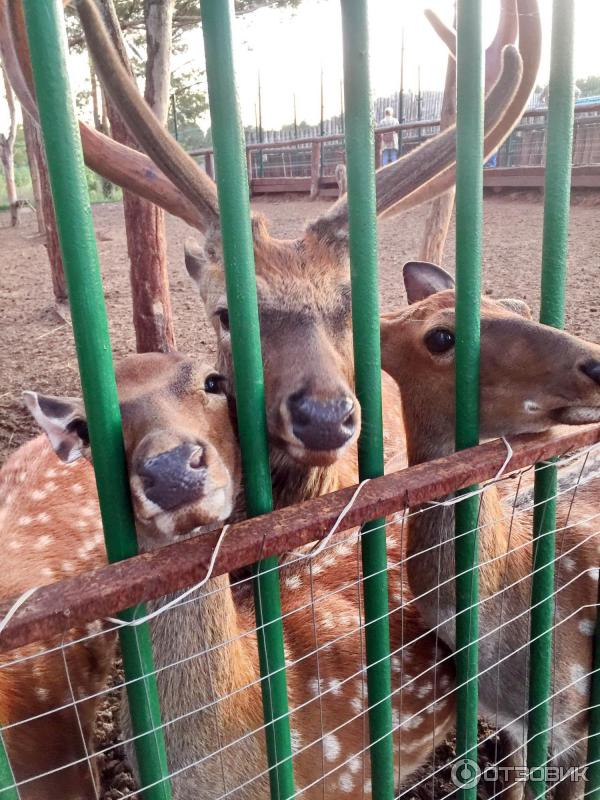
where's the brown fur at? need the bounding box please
[381,288,600,798]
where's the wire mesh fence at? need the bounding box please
[1,436,599,799]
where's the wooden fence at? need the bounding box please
[190,102,600,197]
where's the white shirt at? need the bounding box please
[378,115,400,149]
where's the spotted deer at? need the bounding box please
[7,357,456,799]
[380,262,600,799]
[0,353,239,800]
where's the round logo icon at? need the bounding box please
[451,758,481,789]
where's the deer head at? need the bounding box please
[24,353,240,543]
[2,0,541,473]
[380,262,600,455]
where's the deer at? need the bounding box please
[5,351,456,799]
[0,0,541,793]
[380,261,600,800]
[0,352,239,799]
[1,0,541,508]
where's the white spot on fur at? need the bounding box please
[561,556,576,572]
[36,686,49,701]
[328,678,342,696]
[44,469,58,479]
[31,489,48,502]
[308,678,321,697]
[351,696,362,714]
[35,512,51,524]
[62,561,75,573]
[364,778,372,794]
[338,772,354,793]
[45,482,57,492]
[588,568,600,582]
[401,712,423,731]
[579,618,595,636]
[34,534,53,551]
[285,575,302,591]
[571,663,591,696]
[392,707,400,729]
[7,540,22,551]
[391,656,401,672]
[323,733,341,762]
[416,681,432,699]
[18,515,33,526]
[75,519,89,530]
[41,567,54,579]
[71,483,84,495]
[290,728,302,753]
[348,756,361,774]
[81,504,98,518]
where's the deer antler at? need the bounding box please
[387,0,540,217]
[313,0,540,232]
[0,0,209,231]
[75,0,220,230]
[424,0,519,91]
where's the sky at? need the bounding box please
[1,0,599,134]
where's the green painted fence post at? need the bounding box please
[199,2,295,798]
[454,3,483,800]
[21,2,172,798]
[340,1,394,797]
[0,737,17,799]
[528,2,575,798]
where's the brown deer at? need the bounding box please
[0,353,239,799]
[380,261,600,800]
[1,0,540,503]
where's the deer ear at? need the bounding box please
[403,261,455,304]
[184,238,207,286]
[497,298,532,319]
[23,392,90,463]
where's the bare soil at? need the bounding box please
[0,193,599,797]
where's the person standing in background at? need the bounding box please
[378,106,400,165]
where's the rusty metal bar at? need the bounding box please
[0,424,598,656]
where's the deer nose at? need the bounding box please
[287,391,356,451]
[581,361,600,386]
[138,442,207,510]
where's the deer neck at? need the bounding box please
[403,395,515,646]
[270,447,350,508]
[137,524,257,708]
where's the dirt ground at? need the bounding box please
[0,193,599,797]
[2,192,599,462]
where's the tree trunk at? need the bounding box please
[22,113,44,234]
[25,114,68,303]
[0,65,19,227]
[419,47,457,264]
[97,0,176,354]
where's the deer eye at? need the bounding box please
[424,328,455,354]
[204,373,226,394]
[215,307,230,331]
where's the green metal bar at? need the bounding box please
[21,3,171,798]
[454,3,483,800]
[199,2,295,799]
[528,3,575,797]
[340,1,394,797]
[0,735,17,799]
